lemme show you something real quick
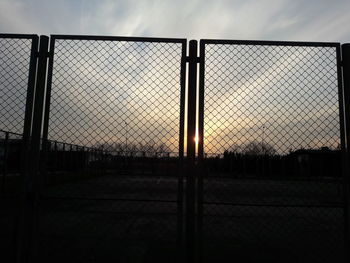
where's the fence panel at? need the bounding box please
[198,40,346,263]
[2,33,348,262]
[0,34,38,263]
[36,35,186,262]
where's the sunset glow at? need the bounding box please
[194,135,199,145]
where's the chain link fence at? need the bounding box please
[1,34,349,263]
[36,36,186,262]
[199,40,345,262]
[0,34,38,263]
[0,36,36,134]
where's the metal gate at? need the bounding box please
[197,40,348,263]
[33,35,187,262]
[0,34,38,263]
[1,35,350,263]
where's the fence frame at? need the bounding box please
[0,33,39,175]
[36,34,188,262]
[1,34,350,263]
[198,39,349,263]
[0,33,40,263]
[341,43,350,262]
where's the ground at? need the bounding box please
[0,172,346,262]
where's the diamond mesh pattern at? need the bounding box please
[203,44,340,155]
[0,38,33,134]
[48,39,183,156]
[39,38,185,261]
[0,37,33,263]
[200,42,344,262]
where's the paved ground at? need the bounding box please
[0,172,346,262]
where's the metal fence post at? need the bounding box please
[16,35,49,263]
[197,40,205,263]
[186,39,198,263]
[29,34,49,262]
[341,43,350,262]
[1,132,9,194]
[21,35,39,180]
[15,36,39,263]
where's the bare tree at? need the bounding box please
[243,141,276,156]
[94,140,170,157]
[228,141,277,156]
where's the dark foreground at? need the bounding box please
[0,173,345,262]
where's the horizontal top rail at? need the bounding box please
[0,34,343,47]
[0,33,38,39]
[200,38,340,47]
[51,34,187,44]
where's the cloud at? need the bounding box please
[0,0,349,42]
[0,0,348,155]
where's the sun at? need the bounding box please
[194,135,199,147]
[194,127,199,151]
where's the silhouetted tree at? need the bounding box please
[242,141,277,156]
[94,140,170,157]
[228,141,277,156]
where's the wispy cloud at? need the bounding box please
[1,0,348,154]
[0,0,349,42]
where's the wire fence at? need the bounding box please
[35,36,186,262]
[0,36,36,135]
[0,35,349,263]
[199,40,345,262]
[0,34,38,263]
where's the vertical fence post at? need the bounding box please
[62,143,66,174]
[341,43,350,262]
[75,145,79,174]
[16,35,49,263]
[54,141,58,172]
[21,35,39,189]
[186,39,198,263]
[41,36,55,192]
[1,132,9,194]
[177,40,187,260]
[14,36,39,263]
[28,34,49,262]
[197,40,205,263]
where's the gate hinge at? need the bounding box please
[186,56,200,63]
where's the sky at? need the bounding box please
[0,0,350,43]
[0,0,348,155]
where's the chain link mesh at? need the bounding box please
[0,37,33,134]
[49,39,183,155]
[0,35,347,262]
[204,44,340,155]
[38,37,185,262]
[201,42,344,262]
[0,36,35,263]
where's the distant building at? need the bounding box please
[289,147,341,177]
